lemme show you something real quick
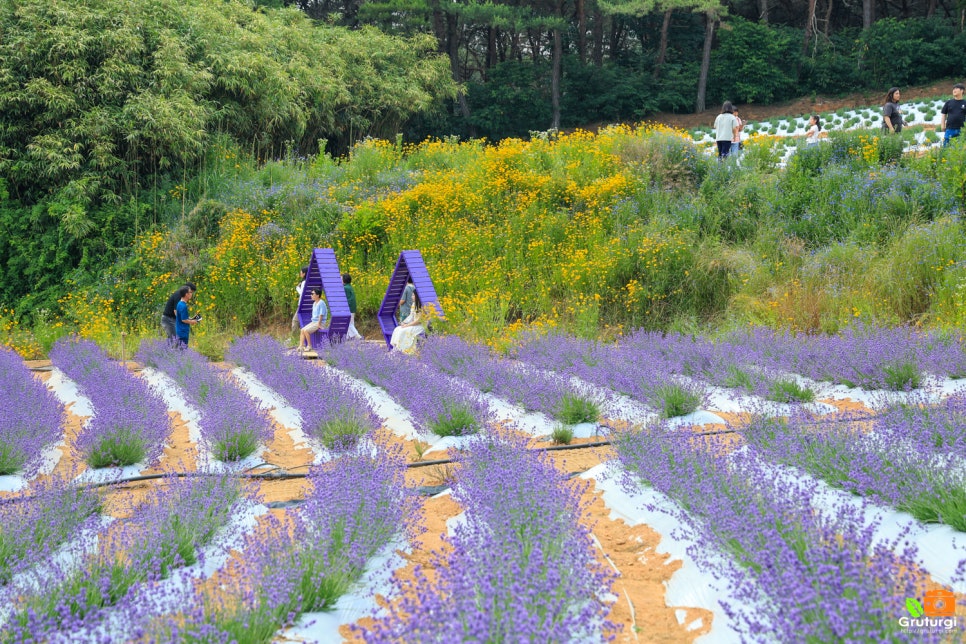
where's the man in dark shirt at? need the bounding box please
[161,283,195,341]
[940,83,966,147]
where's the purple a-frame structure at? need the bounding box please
[297,248,351,349]
[377,250,443,348]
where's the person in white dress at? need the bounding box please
[805,115,822,146]
[390,291,425,353]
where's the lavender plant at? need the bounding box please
[515,332,706,417]
[0,474,101,584]
[154,447,415,643]
[49,338,170,468]
[226,335,379,450]
[0,347,64,475]
[615,424,938,642]
[4,473,246,640]
[744,407,966,532]
[364,435,615,641]
[324,339,490,437]
[138,340,273,462]
[418,335,602,422]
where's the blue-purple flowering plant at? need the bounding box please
[3,473,247,641]
[363,434,615,642]
[226,335,379,450]
[50,338,170,468]
[324,339,491,437]
[0,473,101,584]
[0,347,64,475]
[614,422,941,643]
[418,335,603,423]
[138,340,273,461]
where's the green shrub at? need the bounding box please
[767,379,815,403]
[554,393,600,425]
[551,424,575,445]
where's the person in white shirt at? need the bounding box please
[805,115,822,146]
[714,102,739,158]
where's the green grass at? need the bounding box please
[551,424,574,445]
[553,393,599,425]
[882,361,921,391]
[86,430,147,468]
[654,384,701,418]
[723,366,754,392]
[213,429,260,462]
[429,404,480,437]
[317,410,371,450]
[0,442,26,476]
[767,379,815,403]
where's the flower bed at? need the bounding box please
[226,335,379,450]
[324,339,492,437]
[49,338,170,469]
[0,347,63,476]
[614,423,941,642]
[138,340,272,462]
[364,434,615,641]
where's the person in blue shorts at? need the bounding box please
[174,286,201,347]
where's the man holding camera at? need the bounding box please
[174,285,202,347]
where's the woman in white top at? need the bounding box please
[805,115,821,146]
[291,266,308,332]
[298,288,328,351]
[713,102,739,158]
[390,291,425,353]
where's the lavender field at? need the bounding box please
[1,327,965,643]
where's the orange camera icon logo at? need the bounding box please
[923,589,956,617]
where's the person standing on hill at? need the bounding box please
[731,108,744,155]
[343,273,362,340]
[882,88,904,134]
[940,83,966,147]
[174,286,201,348]
[161,283,195,341]
[714,102,739,158]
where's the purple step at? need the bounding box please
[377,250,444,348]
[297,248,351,348]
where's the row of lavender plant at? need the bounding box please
[324,339,492,437]
[614,423,939,642]
[723,325,966,390]
[514,332,706,418]
[0,475,101,586]
[49,338,170,468]
[621,330,818,403]
[0,347,64,475]
[2,474,246,641]
[138,340,273,462]
[141,447,415,643]
[226,335,379,449]
[418,335,603,424]
[742,393,966,531]
[364,435,614,641]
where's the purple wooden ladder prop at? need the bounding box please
[297,248,351,349]
[377,250,443,348]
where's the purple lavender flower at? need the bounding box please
[0,473,101,584]
[138,340,273,462]
[4,473,246,640]
[363,435,615,641]
[418,335,604,421]
[0,347,64,475]
[615,423,940,642]
[226,335,379,449]
[324,339,491,437]
[50,338,170,468]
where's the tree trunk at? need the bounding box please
[654,8,672,79]
[576,0,587,63]
[803,0,817,56]
[446,12,471,120]
[695,13,715,114]
[592,9,604,65]
[823,0,833,38]
[926,0,936,18]
[863,0,874,28]
[552,21,562,129]
[758,0,770,23]
[487,26,498,72]
[609,18,623,60]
